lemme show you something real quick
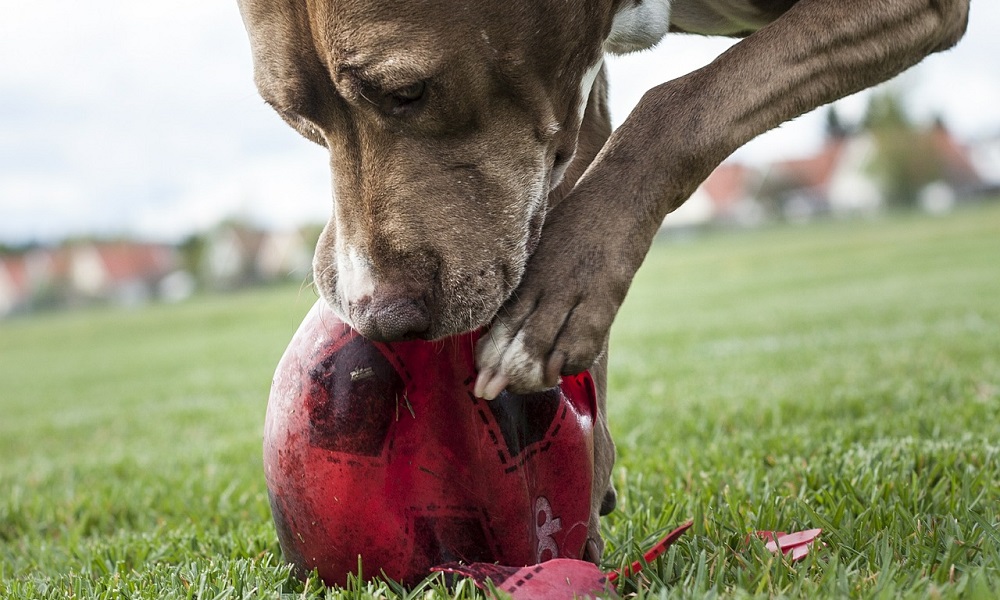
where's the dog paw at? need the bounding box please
[474,240,625,398]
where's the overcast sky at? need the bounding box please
[1,2,997,245]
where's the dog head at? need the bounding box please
[238,0,619,341]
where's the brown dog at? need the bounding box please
[237,0,969,561]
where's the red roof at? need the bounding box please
[929,123,981,185]
[86,242,177,283]
[0,256,30,297]
[702,163,757,211]
[771,138,847,191]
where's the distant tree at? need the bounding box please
[862,89,912,131]
[861,89,947,208]
[0,241,42,255]
[825,106,850,139]
[178,234,206,280]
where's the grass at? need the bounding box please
[2,203,999,598]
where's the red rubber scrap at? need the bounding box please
[752,529,823,561]
[433,559,614,599]
[606,520,694,583]
[433,520,694,599]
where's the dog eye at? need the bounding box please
[350,75,427,117]
[392,82,425,102]
[383,81,426,114]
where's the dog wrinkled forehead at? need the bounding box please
[315,17,450,93]
[237,0,602,79]
[238,0,613,148]
[313,2,452,54]
[238,0,500,106]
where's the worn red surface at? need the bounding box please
[264,300,598,586]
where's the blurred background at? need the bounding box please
[1,1,998,318]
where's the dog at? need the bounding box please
[237,0,969,562]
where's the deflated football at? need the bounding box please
[264,300,598,586]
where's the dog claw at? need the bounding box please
[544,351,566,388]
[474,370,509,400]
[473,370,490,398]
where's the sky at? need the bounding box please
[1,1,998,245]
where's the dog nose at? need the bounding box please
[350,294,431,342]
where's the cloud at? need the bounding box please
[131,147,332,242]
[1,1,997,244]
[0,1,329,244]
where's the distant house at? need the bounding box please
[66,242,182,307]
[0,256,29,317]
[968,134,1000,189]
[202,224,267,289]
[917,122,988,212]
[256,230,313,282]
[763,134,882,222]
[663,162,764,229]
[0,242,193,317]
[0,250,64,317]
[663,123,993,230]
[201,223,313,289]
[762,122,988,220]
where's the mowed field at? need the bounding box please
[2,204,999,599]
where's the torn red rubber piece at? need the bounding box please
[752,529,823,561]
[433,559,614,599]
[606,520,694,583]
[432,520,693,598]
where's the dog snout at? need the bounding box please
[349,292,431,342]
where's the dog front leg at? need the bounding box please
[475,0,969,396]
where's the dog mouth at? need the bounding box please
[424,260,516,339]
[318,258,516,342]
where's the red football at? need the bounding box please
[264,300,598,586]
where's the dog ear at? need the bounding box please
[237,0,331,128]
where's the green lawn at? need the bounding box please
[2,204,999,598]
